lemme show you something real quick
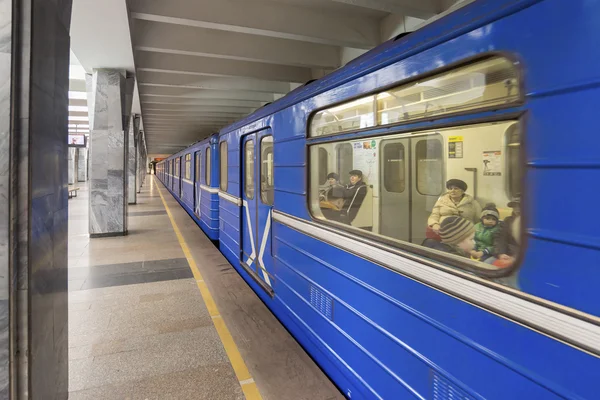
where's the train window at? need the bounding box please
[309,121,522,277]
[244,140,255,200]
[195,152,200,182]
[383,142,406,193]
[505,124,520,199]
[184,154,191,180]
[205,148,211,185]
[377,57,519,125]
[336,143,353,185]
[318,148,328,185]
[219,141,227,191]
[415,139,443,196]
[175,158,180,178]
[309,57,519,137]
[261,136,274,205]
[310,96,376,137]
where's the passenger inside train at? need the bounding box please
[319,170,368,225]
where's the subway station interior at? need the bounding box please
[2,0,600,399]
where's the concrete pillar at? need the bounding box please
[68,148,76,184]
[77,148,88,182]
[0,0,72,398]
[127,116,139,204]
[86,70,134,237]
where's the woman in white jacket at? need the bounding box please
[428,179,482,234]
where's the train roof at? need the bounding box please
[220,0,530,135]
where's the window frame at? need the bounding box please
[244,140,255,200]
[219,140,228,191]
[260,135,274,205]
[305,118,525,280]
[184,153,192,180]
[195,151,201,183]
[307,54,524,139]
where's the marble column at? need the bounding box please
[127,115,139,204]
[0,0,73,398]
[68,148,76,184]
[86,70,134,237]
[77,147,87,181]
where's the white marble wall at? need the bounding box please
[77,148,87,181]
[87,70,133,237]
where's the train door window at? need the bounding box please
[415,139,443,196]
[383,142,406,193]
[219,141,227,191]
[261,136,274,205]
[175,158,180,177]
[318,148,328,184]
[185,154,191,180]
[309,121,522,277]
[336,143,353,185]
[195,152,200,182]
[505,124,520,199]
[205,148,211,185]
[244,140,255,199]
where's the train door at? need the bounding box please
[378,134,443,244]
[194,151,201,217]
[380,138,410,241]
[241,130,274,293]
[178,156,184,198]
[410,134,444,244]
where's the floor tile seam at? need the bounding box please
[155,178,263,400]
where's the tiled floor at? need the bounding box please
[68,177,343,400]
[68,181,243,399]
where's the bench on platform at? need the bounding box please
[68,186,80,199]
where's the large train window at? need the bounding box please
[184,154,191,180]
[310,96,375,137]
[219,141,227,191]
[205,148,211,185]
[261,136,274,205]
[244,141,255,200]
[309,121,522,277]
[309,57,520,137]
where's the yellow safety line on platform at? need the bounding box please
[156,178,262,400]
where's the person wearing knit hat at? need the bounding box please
[427,178,482,234]
[471,203,501,260]
[423,216,475,257]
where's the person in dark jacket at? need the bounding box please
[332,169,367,224]
[423,216,475,258]
[485,200,521,266]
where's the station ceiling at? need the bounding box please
[71,0,465,157]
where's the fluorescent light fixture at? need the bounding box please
[68,124,89,128]
[69,105,88,112]
[69,116,88,121]
[68,91,87,100]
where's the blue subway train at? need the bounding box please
[157,0,600,398]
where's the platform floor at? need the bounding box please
[68,177,342,400]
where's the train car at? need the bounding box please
[212,0,600,399]
[158,0,600,398]
[158,134,220,241]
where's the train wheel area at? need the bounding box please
[67,177,342,399]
